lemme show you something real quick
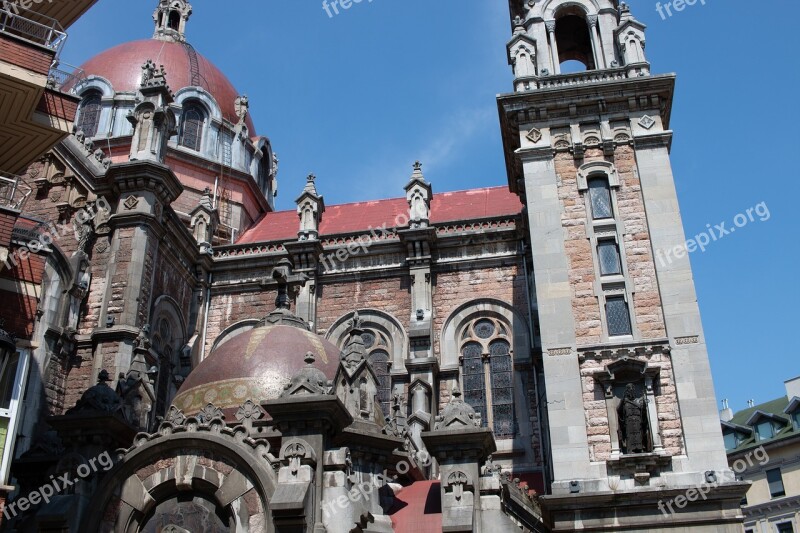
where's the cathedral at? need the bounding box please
[0,0,750,531]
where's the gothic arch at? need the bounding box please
[325,309,409,372]
[439,299,531,369]
[150,296,188,418]
[82,425,276,532]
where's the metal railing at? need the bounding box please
[47,62,86,93]
[0,3,67,55]
[0,173,32,211]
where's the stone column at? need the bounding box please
[587,15,605,69]
[545,21,560,75]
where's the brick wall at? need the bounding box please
[0,209,17,246]
[0,34,54,75]
[316,276,412,335]
[432,262,529,356]
[555,147,666,345]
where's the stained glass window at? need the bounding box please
[489,340,515,437]
[361,331,376,349]
[606,296,632,336]
[221,130,233,166]
[588,178,613,219]
[368,350,391,417]
[598,239,622,276]
[77,92,102,138]
[180,105,204,151]
[474,319,495,339]
[461,342,487,427]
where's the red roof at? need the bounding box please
[78,39,255,133]
[390,481,442,533]
[237,186,521,244]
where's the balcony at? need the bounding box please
[47,62,86,93]
[0,6,81,174]
[513,67,633,92]
[0,4,67,57]
[0,174,32,212]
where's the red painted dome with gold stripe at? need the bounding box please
[173,324,340,419]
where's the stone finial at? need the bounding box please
[513,15,525,34]
[281,352,331,397]
[296,173,324,241]
[434,383,481,430]
[67,369,124,416]
[405,161,433,229]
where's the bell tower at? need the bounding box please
[499,1,747,531]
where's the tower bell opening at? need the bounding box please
[555,13,596,71]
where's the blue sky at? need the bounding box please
[65,1,799,412]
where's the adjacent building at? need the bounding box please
[721,377,800,533]
[0,0,752,531]
[0,0,99,520]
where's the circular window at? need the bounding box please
[474,319,495,339]
[361,331,376,349]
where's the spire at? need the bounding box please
[296,173,325,241]
[153,0,193,43]
[405,161,432,229]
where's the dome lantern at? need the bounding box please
[153,0,193,43]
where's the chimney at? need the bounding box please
[719,399,733,422]
[785,376,800,399]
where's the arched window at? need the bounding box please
[180,104,205,151]
[151,317,174,420]
[168,10,180,30]
[361,329,391,417]
[76,91,102,137]
[459,317,516,438]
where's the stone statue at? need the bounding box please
[617,383,649,454]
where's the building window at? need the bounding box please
[460,318,516,438]
[606,296,632,337]
[766,468,786,498]
[489,340,514,437]
[723,432,738,451]
[76,91,102,137]
[361,329,391,418]
[588,178,613,219]
[180,104,205,151]
[461,341,487,425]
[0,349,30,484]
[792,411,800,429]
[777,523,794,533]
[221,129,233,166]
[756,420,775,441]
[598,239,622,276]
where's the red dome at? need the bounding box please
[173,324,340,418]
[78,39,256,134]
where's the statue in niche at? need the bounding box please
[410,191,428,225]
[617,383,650,454]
